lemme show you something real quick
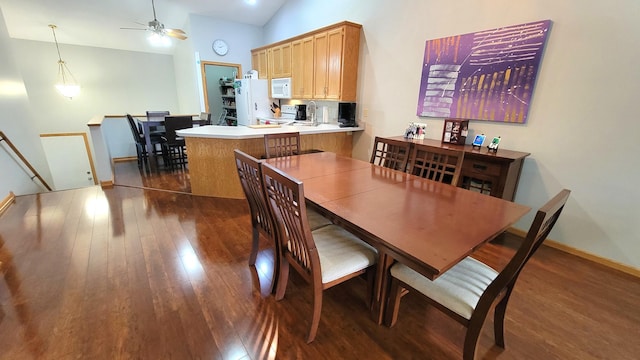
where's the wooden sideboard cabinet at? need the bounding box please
[387,137,530,201]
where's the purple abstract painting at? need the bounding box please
[416,20,551,123]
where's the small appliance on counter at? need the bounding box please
[295,104,307,120]
[338,102,357,127]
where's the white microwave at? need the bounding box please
[271,77,292,99]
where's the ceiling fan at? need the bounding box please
[121,0,187,41]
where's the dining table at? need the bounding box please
[136,114,205,171]
[265,151,531,324]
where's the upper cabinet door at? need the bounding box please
[325,27,345,100]
[313,31,329,98]
[251,49,269,79]
[292,36,315,99]
[300,36,315,99]
[270,42,292,78]
[291,39,303,98]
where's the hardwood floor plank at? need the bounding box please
[1,163,639,359]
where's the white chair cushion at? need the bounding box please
[312,225,377,284]
[390,256,498,320]
[307,208,332,230]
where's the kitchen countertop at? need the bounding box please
[177,123,363,140]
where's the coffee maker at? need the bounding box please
[338,102,356,127]
[295,104,307,120]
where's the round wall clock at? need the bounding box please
[212,39,229,56]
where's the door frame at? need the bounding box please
[200,61,242,114]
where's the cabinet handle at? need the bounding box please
[472,163,487,171]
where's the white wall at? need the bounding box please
[12,40,180,133]
[9,39,181,166]
[0,8,52,195]
[189,15,265,74]
[174,14,265,113]
[264,0,640,269]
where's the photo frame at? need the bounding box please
[441,119,468,145]
[487,136,501,152]
[472,134,486,148]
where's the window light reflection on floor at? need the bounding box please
[84,195,109,220]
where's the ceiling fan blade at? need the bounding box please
[167,28,185,34]
[166,29,187,40]
[120,27,149,31]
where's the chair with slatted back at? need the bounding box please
[234,150,280,293]
[162,115,192,170]
[233,150,332,294]
[370,136,412,171]
[407,143,464,185]
[385,189,571,360]
[264,132,301,159]
[261,161,378,343]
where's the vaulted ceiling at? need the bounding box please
[0,0,287,53]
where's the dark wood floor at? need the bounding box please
[1,161,639,359]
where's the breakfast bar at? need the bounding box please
[177,124,363,198]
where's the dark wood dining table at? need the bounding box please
[136,115,204,170]
[265,151,531,324]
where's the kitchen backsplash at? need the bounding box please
[280,100,340,124]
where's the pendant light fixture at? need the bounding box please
[49,24,80,99]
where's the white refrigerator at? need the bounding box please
[234,78,272,126]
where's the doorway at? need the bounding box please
[200,61,242,125]
[40,132,97,191]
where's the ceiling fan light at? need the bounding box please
[148,32,171,47]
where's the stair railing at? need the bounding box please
[0,131,52,191]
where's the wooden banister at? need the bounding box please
[0,131,52,191]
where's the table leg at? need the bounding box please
[371,252,394,325]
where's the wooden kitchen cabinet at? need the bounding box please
[251,49,269,79]
[251,21,361,101]
[387,137,530,201]
[269,42,292,78]
[291,36,314,99]
[313,24,360,101]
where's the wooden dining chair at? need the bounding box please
[407,143,464,185]
[261,161,378,343]
[162,115,193,170]
[264,132,301,159]
[233,150,333,294]
[233,150,280,293]
[370,136,412,171]
[384,189,571,360]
